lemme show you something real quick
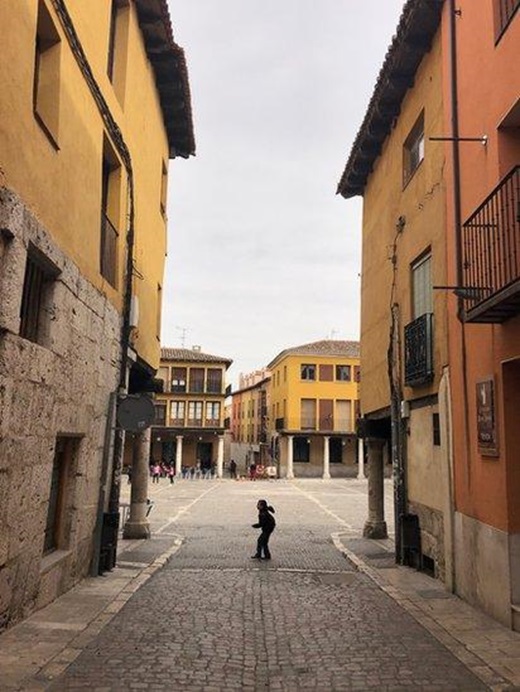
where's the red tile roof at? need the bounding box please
[161,347,232,367]
[134,0,195,158]
[268,340,360,368]
[337,0,444,198]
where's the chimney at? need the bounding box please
[192,345,201,352]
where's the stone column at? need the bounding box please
[123,427,151,539]
[363,438,388,539]
[322,436,331,480]
[286,435,294,479]
[175,435,183,477]
[357,437,365,479]
[216,435,224,478]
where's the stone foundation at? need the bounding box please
[408,500,445,580]
[0,188,121,630]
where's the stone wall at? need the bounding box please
[408,499,445,581]
[0,188,122,630]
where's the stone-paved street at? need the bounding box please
[44,479,489,691]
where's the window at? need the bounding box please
[403,111,425,186]
[319,399,333,431]
[171,367,187,393]
[19,244,59,344]
[188,401,203,425]
[206,402,221,423]
[43,436,79,555]
[107,0,129,102]
[301,399,316,430]
[336,365,351,382]
[337,400,353,432]
[207,368,222,394]
[283,366,287,382]
[157,366,169,392]
[301,364,316,381]
[100,138,122,287]
[412,253,433,318]
[170,401,185,425]
[294,437,310,463]
[33,0,61,147]
[160,160,168,217]
[154,403,166,426]
[319,364,333,381]
[189,368,204,393]
[433,413,441,446]
[156,284,162,341]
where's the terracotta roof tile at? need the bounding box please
[161,347,232,367]
[268,340,360,368]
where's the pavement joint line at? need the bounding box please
[331,531,513,692]
[291,482,354,530]
[156,483,218,534]
[16,533,187,689]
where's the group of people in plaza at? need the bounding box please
[142,460,277,560]
[150,461,176,484]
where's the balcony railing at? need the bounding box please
[404,313,434,387]
[462,166,520,322]
[495,0,519,40]
[274,418,354,433]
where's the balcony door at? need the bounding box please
[412,253,432,319]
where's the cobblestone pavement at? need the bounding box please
[45,479,490,691]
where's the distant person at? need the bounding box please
[167,465,175,484]
[249,462,257,481]
[229,459,237,479]
[251,499,276,560]
[151,462,161,484]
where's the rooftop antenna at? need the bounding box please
[174,326,188,348]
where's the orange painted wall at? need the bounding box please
[442,2,520,532]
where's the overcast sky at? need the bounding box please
[162,0,406,386]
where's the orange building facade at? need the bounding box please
[441,0,520,627]
[339,0,520,629]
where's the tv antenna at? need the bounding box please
[174,326,188,348]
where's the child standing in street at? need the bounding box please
[251,499,276,560]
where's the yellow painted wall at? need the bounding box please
[0,0,169,370]
[155,359,228,428]
[269,353,359,433]
[360,33,448,416]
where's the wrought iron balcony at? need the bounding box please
[495,0,519,41]
[461,166,520,322]
[404,313,434,387]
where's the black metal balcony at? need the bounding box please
[275,417,285,431]
[404,313,434,387]
[495,0,519,41]
[461,166,520,323]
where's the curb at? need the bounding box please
[332,531,515,692]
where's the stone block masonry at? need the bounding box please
[0,188,122,631]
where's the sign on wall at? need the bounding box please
[476,379,499,457]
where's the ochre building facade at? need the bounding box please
[0,0,194,629]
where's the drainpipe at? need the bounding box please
[50,0,136,570]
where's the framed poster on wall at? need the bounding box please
[476,379,499,457]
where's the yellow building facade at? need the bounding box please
[338,3,450,578]
[267,341,360,478]
[151,348,232,477]
[0,1,194,629]
[230,373,271,473]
